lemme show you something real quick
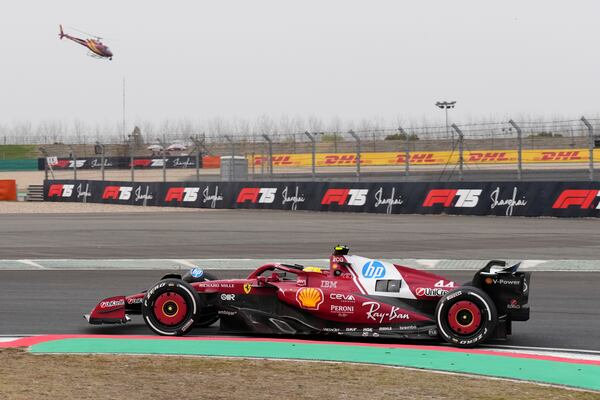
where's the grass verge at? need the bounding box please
[0,348,598,400]
[0,145,37,160]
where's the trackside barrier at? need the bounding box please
[39,148,598,171]
[37,156,202,170]
[0,180,17,201]
[250,148,600,167]
[44,179,600,217]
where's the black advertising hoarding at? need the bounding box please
[44,179,600,218]
[38,156,200,170]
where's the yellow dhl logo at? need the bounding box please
[248,148,599,167]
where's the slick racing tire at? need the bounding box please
[181,271,219,327]
[142,279,202,336]
[435,286,497,348]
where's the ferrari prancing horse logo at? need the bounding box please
[243,283,252,294]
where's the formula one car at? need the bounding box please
[85,246,531,347]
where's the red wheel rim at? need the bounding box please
[153,292,188,326]
[448,300,482,335]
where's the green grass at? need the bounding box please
[0,145,38,160]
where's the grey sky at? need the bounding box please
[1,0,598,131]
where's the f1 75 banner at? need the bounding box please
[44,179,600,218]
[38,156,201,170]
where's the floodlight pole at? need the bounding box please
[436,101,456,143]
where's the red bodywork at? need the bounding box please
[85,248,530,345]
[88,254,457,331]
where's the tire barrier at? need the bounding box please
[44,179,600,218]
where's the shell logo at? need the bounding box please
[296,288,324,310]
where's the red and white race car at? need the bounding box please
[86,246,530,347]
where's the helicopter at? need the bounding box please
[59,25,113,60]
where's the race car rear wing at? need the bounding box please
[472,260,530,322]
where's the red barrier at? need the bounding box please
[0,180,17,201]
[202,156,221,169]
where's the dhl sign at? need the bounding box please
[246,148,600,168]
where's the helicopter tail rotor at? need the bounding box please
[59,24,65,39]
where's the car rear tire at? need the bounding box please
[142,279,202,336]
[435,286,497,348]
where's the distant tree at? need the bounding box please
[528,131,563,138]
[384,132,419,141]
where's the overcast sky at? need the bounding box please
[1,0,598,131]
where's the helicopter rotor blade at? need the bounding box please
[66,25,103,40]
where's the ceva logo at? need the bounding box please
[361,260,386,279]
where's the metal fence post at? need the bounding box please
[189,136,201,182]
[509,120,522,181]
[69,145,77,180]
[581,116,594,181]
[224,135,234,181]
[196,143,200,182]
[304,131,316,181]
[98,143,105,181]
[262,134,273,178]
[451,124,464,181]
[398,127,409,177]
[348,130,361,181]
[157,138,167,183]
[39,147,50,180]
[128,135,135,184]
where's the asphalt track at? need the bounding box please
[1,210,600,259]
[1,269,599,352]
[1,211,599,352]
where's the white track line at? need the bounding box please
[173,259,201,269]
[483,344,600,356]
[0,337,23,343]
[17,260,46,269]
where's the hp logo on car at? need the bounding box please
[361,260,386,279]
[190,268,204,278]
